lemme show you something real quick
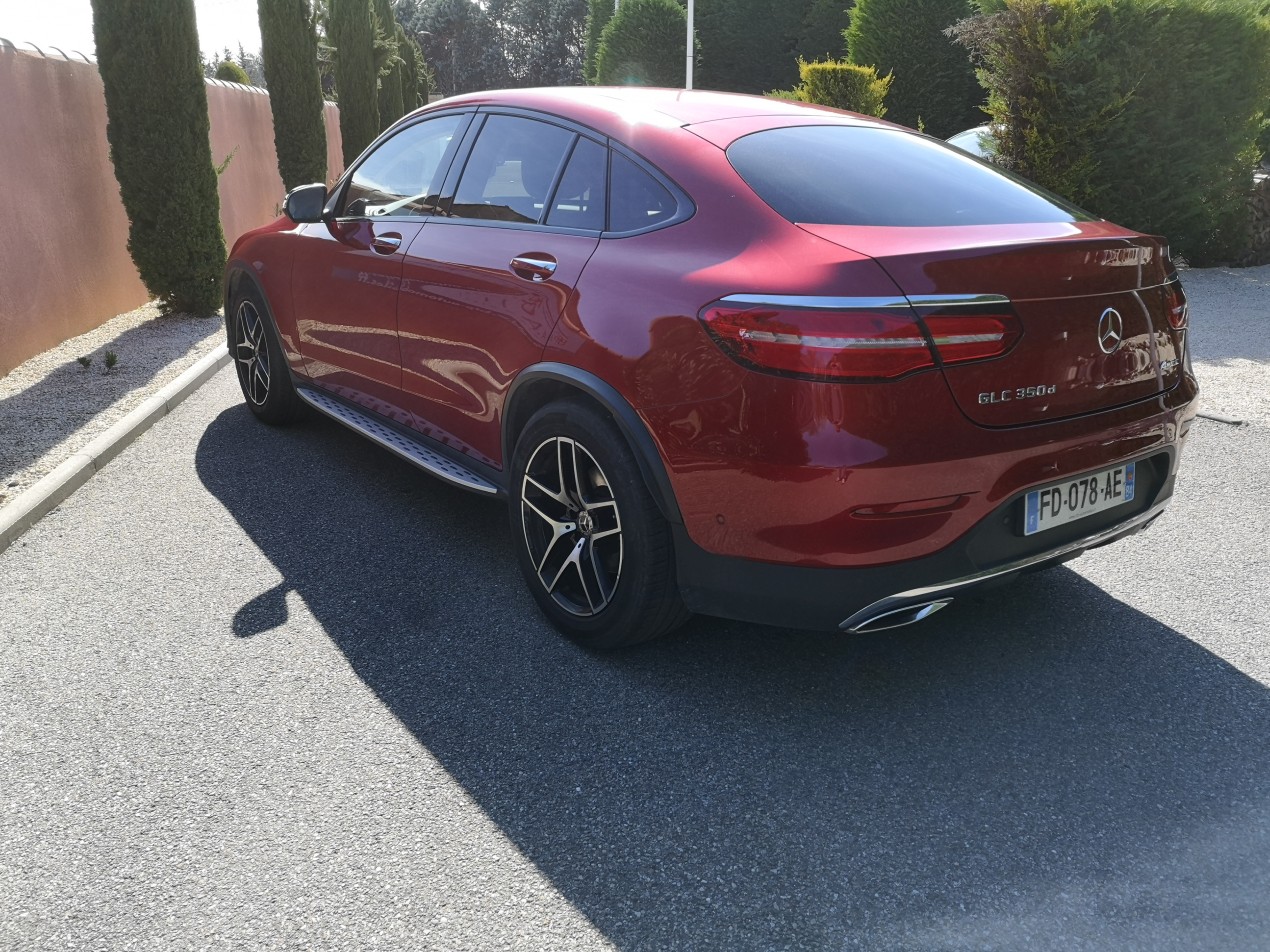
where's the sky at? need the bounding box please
[1,0,264,59]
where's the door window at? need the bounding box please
[545,137,608,231]
[340,114,466,218]
[450,115,574,224]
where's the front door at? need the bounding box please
[291,112,469,421]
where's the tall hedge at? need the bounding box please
[329,0,380,164]
[794,0,851,62]
[696,0,799,93]
[595,0,689,87]
[373,0,405,130]
[258,0,327,190]
[584,0,616,83]
[952,0,1270,264]
[846,0,983,135]
[91,0,226,315]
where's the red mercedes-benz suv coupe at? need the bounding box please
[225,87,1198,648]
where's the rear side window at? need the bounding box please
[609,153,677,233]
[727,125,1092,227]
[450,115,573,224]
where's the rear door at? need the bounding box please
[397,113,605,465]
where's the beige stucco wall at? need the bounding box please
[0,44,344,377]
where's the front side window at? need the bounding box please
[450,115,575,224]
[340,114,466,218]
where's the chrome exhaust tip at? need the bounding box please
[843,598,953,633]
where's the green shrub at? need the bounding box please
[214,59,252,84]
[595,0,689,87]
[846,0,983,135]
[328,0,381,164]
[584,0,616,83]
[258,0,327,190]
[951,0,1270,265]
[91,0,226,315]
[794,59,891,117]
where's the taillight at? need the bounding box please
[1164,277,1189,329]
[700,297,1019,382]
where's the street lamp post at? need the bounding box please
[685,0,694,89]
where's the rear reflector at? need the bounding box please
[1164,278,1189,330]
[700,298,1019,382]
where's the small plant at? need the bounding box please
[104,350,119,371]
[77,355,93,368]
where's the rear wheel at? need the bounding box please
[510,400,689,649]
[230,283,305,425]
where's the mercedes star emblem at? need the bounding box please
[1098,307,1124,354]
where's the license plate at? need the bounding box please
[1024,462,1135,536]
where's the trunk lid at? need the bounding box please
[800,222,1182,427]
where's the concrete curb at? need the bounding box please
[0,345,231,556]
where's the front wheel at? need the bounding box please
[510,400,689,649]
[230,283,305,425]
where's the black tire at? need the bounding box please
[510,399,690,649]
[229,282,306,425]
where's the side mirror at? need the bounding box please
[284,183,328,223]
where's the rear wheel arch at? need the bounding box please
[504,365,682,526]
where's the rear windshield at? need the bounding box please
[727,125,1092,227]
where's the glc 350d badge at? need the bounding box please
[1098,307,1125,354]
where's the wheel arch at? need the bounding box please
[504,364,683,525]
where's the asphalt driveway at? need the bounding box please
[2,266,1268,950]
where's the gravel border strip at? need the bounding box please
[0,345,230,555]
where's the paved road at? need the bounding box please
[2,367,1268,951]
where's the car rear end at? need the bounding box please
[624,117,1198,631]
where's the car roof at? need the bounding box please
[408,86,891,142]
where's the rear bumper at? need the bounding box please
[674,449,1176,632]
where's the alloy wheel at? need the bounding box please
[520,436,623,617]
[235,300,271,406]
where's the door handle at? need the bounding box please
[510,255,558,282]
[372,233,403,255]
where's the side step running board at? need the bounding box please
[296,386,500,496]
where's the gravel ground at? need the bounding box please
[0,303,224,509]
[1183,263,1270,426]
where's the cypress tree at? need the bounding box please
[91,0,226,315]
[398,25,419,111]
[259,0,327,190]
[373,0,405,130]
[584,0,615,83]
[595,0,689,87]
[329,0,380,164]
[846,0,983,135]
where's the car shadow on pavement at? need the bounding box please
[197,403,1270,951]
